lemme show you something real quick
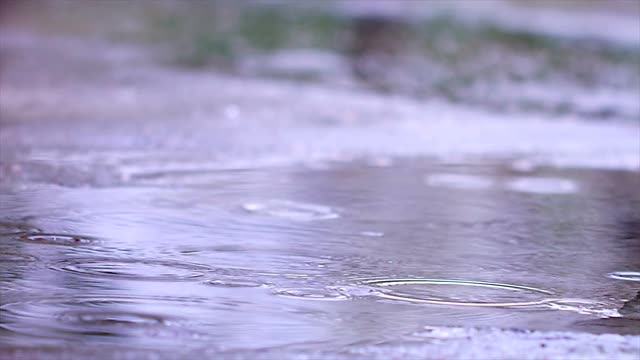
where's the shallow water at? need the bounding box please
[1,159,639,354]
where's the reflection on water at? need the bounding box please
[1,160,639,354]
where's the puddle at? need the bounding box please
[49,258,212,281]
[0,160,638,353]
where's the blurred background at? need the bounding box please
[1,1,639,359]
[1,0,639,123]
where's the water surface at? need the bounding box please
[1,159,639,354]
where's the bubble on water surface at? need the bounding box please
[19,234,97,246]
[242,200,339,220]
[424,174,494,190]
[49,258,212,281]
[506,177,577,194]
[607,271,640,282]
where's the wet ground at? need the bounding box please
[1,1,640,359]
[1,157,640,358]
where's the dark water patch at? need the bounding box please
[18,234,98,246]
[49,258,212,281]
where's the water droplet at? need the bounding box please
[242,200,339,220]
[506,177,577,194]
[19,234,97,246]
[49,258,211,281]
[424,174,494,190]
[607,271,640,282]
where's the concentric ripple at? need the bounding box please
[359,278,553,307]
[0,295,208,344]
[607,271,640,282]
[19,234,97,246]
[49,258,212,281]
[273,287,351,301]
[241,200,339,220]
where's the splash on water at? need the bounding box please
[242,200,340,220]
[505,177,578,195]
